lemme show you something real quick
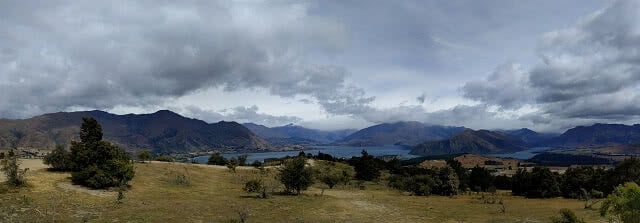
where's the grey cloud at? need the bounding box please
[462,63,533,109]
[462,0,640,127]
[183,105,302,127]
[416,94,426,104]
[0,0,370,119]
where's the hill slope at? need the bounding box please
[543,123,640,148]
[410,130,528,156]
[335,121,466,146]
[0,110,270,152]
[501,128,558,146]
[243,123,356,145]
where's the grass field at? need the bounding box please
[1,160,608,222]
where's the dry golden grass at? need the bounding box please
[1,160,608,222]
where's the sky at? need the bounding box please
[2,0,640,132]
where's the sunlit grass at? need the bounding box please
[1,161,607,222]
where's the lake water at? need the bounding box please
[192,145,417,164]
[488,147,554,160]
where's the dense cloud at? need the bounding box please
[182,105,302,127]
[0,0,371,119]
[1,0,634,132]
[463,0,640,127]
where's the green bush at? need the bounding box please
[279,157,314,195]
[314,161,354,189]
[550,209,585,223]
[69,118,135,189]
[43,145,72,171]
[244,179,268,198]
[155,155,175,162]
[1,149,28,187]
[600,182,640,223]
[208,153,227,165]
[138,150,152,162]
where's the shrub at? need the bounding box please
[227,158,239,173]
[352,150,382,181]
[1,149,28,187]
[208,153,227,165]
[279,157,314,195]
[600,182,640,223]
[237,155,248,166]
[314,161,354,189]
[43,145,71,171]
[69,118,135,189]
[389,174,435,196]
[155,155,175,162]
[138,150,152,163]
[550,209,586,223]
[173,172,192,186]
[244,179,268,198]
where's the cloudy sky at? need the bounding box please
[2,0,639,132]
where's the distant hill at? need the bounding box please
[0,110,271,153]
[410,130,528,156]
[334,121,466,146]
[243,123,356,146]
[500,128,558,146]
[543,123,640,148]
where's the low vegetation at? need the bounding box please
[42,117,135,189]
[1,149,28,188]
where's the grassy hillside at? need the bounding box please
[1,160,606,222]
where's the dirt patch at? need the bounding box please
[56,182,116,197]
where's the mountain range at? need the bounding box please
[0,110,270,153]
[2,110,640,156]
[333,121,467,146]
[410,129,528,156]
[243,123,356,146]
[542,123,640,148]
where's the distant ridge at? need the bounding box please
[334,121,467,146]
[0,110,270,153]
[243,123,356,146]
[543,123,640,148]
[499,128,558,146]
[410,129,528,156]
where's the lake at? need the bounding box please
[488,147,555,160]
[192,145,417,164]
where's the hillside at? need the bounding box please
[543,123,640,148]
[501,128,558,146]
[1,160,604,222]
[0,110,270,152]
[410,130,528,156]
[243,123,356,145]
[335,121,466,146]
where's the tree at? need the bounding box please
[389,174,435,196]
[278,157,314,195]
[69,118,135,189]
[469,166,494,192]
[237,155,248,166]
[1,149,28,187]
[446,159,469,191]
[207,153,227,165]
[437,167,460,196]
[528,167,561,198]
[0,152,5,159]
[227,157,239,173]
[43,145,71,171]
[314,161,355,189]
[244,179,268,198]
[550,209,586,223]
[138,150,152,163]
[600,182,640,223]
[353,150,381,181]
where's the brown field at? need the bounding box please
[1,160,608,222]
